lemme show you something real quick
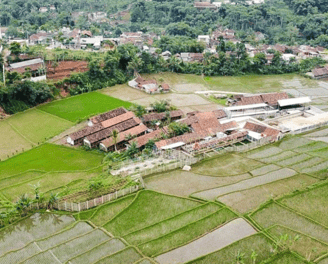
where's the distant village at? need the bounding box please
[1,23,327,86]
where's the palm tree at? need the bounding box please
[111,129,119,152]
[127,56,142,76]
[16,194,32,216]
[48,193,59,210]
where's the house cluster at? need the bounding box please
[39,5,56,13]
[67,107,183,151]
[29,28,106,49]
[194,0,265,10]
[118,32,159,50]
[307,65,328,79]
[128,76,170,94]
[66,104,283,154]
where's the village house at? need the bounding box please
[39,7,48,13]
[231,92,289,107]
[29,32,53,45]
[308,66,328,79]
[198,35,210,45]
[128,128,166,150]
[243,121,282,141]
[128,76,162,94]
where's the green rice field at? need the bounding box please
[38,92,132,122]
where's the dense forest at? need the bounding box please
[1,0,328,47]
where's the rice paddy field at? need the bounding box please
[38,91,132,122]
[1,74,328,263]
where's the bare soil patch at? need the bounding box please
[46,61,88,80]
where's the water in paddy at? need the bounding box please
[0,213,74,255]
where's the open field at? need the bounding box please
[7,109,73,144]
[185,233,274,264]
[250,202,328,243]
[104,190,202,236]
[0,120,32,161]
[267,225,328,261]
[192,168,297,201]
[192,153,262,177]
[154,218,256,264]
[0,144,103,179]
[144,171,251,197]
[218,174,319,213]
[280,184,328,227]
[38,92,132,122]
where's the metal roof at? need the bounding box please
[161,142,185,150]
[278,97,311,107]
[226,103,268,111]
[9,58,44,69]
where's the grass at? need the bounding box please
[124,203,221,245]
[38,92,132,122]
[280,184,328,227]
[103,190,202,236]
[95,247,142,264]
[0,120,32,161]
[185,233,274,264]
[218,174,318,214]
[0,143,103,179]
[1,170,101,202]
[278,137,313,150]
[204,74,319,93]
[138,208,237,257]
[250,202,328,243]
[89,194,136,226]
[7,109,73,144]
[267,225,328,261]
[265,252,308,264]
[192,153,262,176]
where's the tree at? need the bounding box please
[127,56,143,76]
[48,193,59,209]
[111,129,119,152]
[129,104,146,118]
[9,42,21,56]
[168,122,190,137]
[16,194,32,216]
[125,141,139,158]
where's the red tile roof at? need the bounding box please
[143,110,184,122]
[101,111,136,128]
[161,83,170,90]
[90,107,127,124]
[100,124,148,148]
[155,131,208,149]
[261,92,289,106]
[129,129,164,148]
[244,122,280,139]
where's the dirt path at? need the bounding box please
[155,218,256,264]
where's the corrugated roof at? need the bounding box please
[129,129,164,148]
[90,107,127,124]
[278,97,311,107]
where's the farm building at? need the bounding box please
[142,110,184,126]
[243,121,282,141]
[67,108,141,147]
[277,97,311,110]
[6,58,46,81]
[231,92,289,107]
[99,124,148,152]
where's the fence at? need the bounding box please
[50,184,141,212]
[291,121,328,135]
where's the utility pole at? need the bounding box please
[2,64,5,86]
